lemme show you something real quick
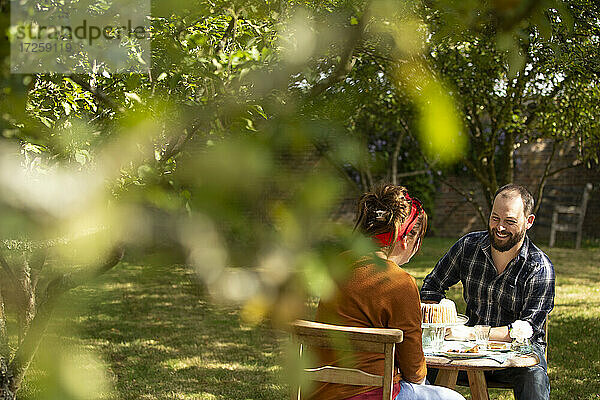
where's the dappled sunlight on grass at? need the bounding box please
[21,262,287,400]
[101,282,136,290]
[162,356,204,371]
[545,242,600,397]
[162,357,272,373]
[18,240,600,399]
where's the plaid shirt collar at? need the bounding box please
[479,231,531,267]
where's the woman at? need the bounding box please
[308,184,464,400]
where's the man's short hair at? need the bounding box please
[494,184,534,216]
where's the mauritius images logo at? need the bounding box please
[10,0,151,73]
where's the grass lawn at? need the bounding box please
[19,238,600,399]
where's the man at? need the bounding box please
[421,184,554,400]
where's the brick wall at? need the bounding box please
[432,175,487,237]
[432,139,600,243]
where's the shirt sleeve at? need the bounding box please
[389,274,427,384]
[420,237,464,303]
[518,259,555,343]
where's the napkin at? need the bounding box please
[510,320,533,341]
[485,353,511,364]
[446,325,475,341]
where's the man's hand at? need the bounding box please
[446,325,475,341]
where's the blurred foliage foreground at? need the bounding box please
[1,0,600,398]
[15,239,600,400]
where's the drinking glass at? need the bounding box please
[422,326,446,352]
[474,325,491,350]
[431,326,445,351]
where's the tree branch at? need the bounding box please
[0,254,18,288]
[28,249,47,295]
[408,130,488,225]
[68,75,122,112]
[546,158,583,178]
[159,128,196,163]
[16,255,35,345]
[357,47,396,64]
[216,11,238,55]
[462,156,492,190]
[438,175,488,226]
[464,107,494,190]
[364,163,374,191]
[532,140,557,215]
[391,130,407,185]
[311,141,362,194]
[307,12,368,99]
[156,102,219,164]
[469,103,485,139]
[396,169,429,178]
[0,289,9,360]
[0,253,30,325]
[359,169,368,192]
[495,52,529,130]
[495,0,544,32]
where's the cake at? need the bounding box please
[421,299,458,324]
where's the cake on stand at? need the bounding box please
[421,300,468,352]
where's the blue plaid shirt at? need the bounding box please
[420,231,555,345]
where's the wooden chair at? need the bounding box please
[549,182,593,249]
[290,320,404,400]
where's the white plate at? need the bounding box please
[441,351,488,359]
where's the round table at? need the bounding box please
[425,351,539,400]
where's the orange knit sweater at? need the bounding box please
[306,256,427,400]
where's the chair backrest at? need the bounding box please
[290,320,404,400]
[549,182,593,248]
[543,314,549,362]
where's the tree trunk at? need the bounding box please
[0,292,8,361]
[390,130,406,185]
[17,254,36,345]
[0,357,16,400]
[0,294,10,399]
[5,246,124,397]
[364,166,374,191]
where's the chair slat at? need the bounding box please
[292,320,403,344]
[554,205,581,214]
[304,366,383,386]
[382,343,395,400]
[295,334,386,353]
[552,223,578,232]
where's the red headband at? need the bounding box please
[374,194,421,247]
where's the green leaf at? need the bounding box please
[124,92,143,104]
[39,116,53,128]
[62,101,71,116]
[75,150,88,165]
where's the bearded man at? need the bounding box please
[420,183,554,400]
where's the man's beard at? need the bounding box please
[489,227,526,252]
